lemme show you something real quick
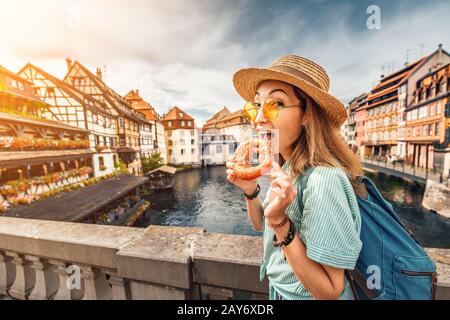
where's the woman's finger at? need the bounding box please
[270,160,286,175]
[271,186,286,199]
[271,177,291,191]
[270,171,290,182]
[225,161,235,169]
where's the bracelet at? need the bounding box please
[244,184,260,200]
[267,215,288,229]
[273,218,296,248]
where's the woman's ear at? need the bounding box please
[301,96,313,127]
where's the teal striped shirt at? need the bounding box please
[261,162,362,300]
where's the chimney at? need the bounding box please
[437,43,443,66]
[65,58,72,71]
[96,67,103,81]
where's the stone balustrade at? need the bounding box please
[0,217,268,300]
[0,216,448,300]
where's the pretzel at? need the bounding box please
[233,132,272,180]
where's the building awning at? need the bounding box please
[146,165,177,175]
[3,174,149,222]
[0,112,89,133]
[0,150,95,169]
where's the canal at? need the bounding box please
[135,166,450,248]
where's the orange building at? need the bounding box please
[405,63,450,176]
[364,58,427,159]
[124,89,167,162]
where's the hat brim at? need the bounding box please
[233,67,346,128]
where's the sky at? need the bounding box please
[1,0,449,126]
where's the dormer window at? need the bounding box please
[179,112,184,117]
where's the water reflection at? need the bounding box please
[136,166,450,248]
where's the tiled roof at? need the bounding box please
[163,106,194,121]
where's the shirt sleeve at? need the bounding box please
[299,167,362,270]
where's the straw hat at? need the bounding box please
[233,55,347,128]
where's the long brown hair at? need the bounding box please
[281,86,363,180]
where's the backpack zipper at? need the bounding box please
[400,270,438,300]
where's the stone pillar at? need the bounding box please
[0,251,15,296]
[81,265,112,300]
[7,252,35,300]
[108,273,130,300]
[27,255,59,300]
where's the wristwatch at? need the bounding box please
[244,184,260,200]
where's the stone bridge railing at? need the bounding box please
[0,217,268,300]
[0,217,448,300]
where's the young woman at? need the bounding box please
[226,55,363,300]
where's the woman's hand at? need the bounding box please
[265,161,297,224]
[226,155,258,195]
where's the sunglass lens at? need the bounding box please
[263,99,279,121]
[243,102,257,121]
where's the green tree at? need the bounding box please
[114,160,129,174]
[142,152,164,174]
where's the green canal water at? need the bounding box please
[136,166,450,248]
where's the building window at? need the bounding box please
[99,156,105,170]
[181,149,185,155]
[439,81,446,94]
[190,130,194,136]
[119,118,124,128]
[168,140,173,146]
[216,145,222,153]
[169,149,173,156]
[168,121,172,127]
[436,102,442,114]
[436,123,441,136]
[180,139,185,145]
[180,131,185,137]
[191,148,195,154]
[420,91,425,102]
[191,139,195,145]
[181,121,185,126]
[167,131,172,137]
[188,121,192,126]
[46,87,55,98]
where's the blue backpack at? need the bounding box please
[298,167,437,300]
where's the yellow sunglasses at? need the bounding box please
[242,98,301,122]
